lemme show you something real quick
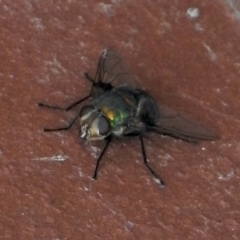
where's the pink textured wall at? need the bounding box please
[0,0,239,239]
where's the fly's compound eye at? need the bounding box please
[98,115,111,136]
[79,105,95,118]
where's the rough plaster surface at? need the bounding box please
[0,0,240,239]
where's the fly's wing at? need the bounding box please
[148,105,220,142]
[90,48,134,96]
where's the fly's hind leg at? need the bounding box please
[139,134,165,186]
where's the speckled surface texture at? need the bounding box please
[0,0,240,239]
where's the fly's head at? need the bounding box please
[79,105,111,141]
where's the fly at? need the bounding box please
[38,48,219,186]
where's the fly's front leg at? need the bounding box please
[38,95,91,112]
[139,134,165,186]
[43,114,79,132]
[84,72,94,83]
[92,136,112,180]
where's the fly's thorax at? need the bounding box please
[79,105,111,141]
[91,90,136,128]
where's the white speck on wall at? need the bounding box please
[157,21,172,35]
[158,153,173,166]
[215,88,221,93]
[225,0,240,21]
[78,168,84,177]
[125,220,134,230]
[154,177,165,187]
[186,7,200,19]
[111,0,122,3]
[97,3,115,16]
[44,57,67,74]
[203,43,217,61]
[195,23,204,32]
[90,145,101,158]
[80,56,88,64]
[3,5,10,11]
[31,17,44,30]
[220,100,228,107]
[79,41,85,48]
[33,155,69,161]
[163,153,173,160]
[217,170,234,181]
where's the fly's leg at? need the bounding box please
[38,95,91,112]
[92,136,112,180]
[43,114,79,132]
[84,72,94,83]
[85,72,112,93]
[139,134,165,186]
[84,72,97,95]
[38,72,95,111]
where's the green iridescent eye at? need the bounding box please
[98,115,110,136]
[79,105,95,117]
